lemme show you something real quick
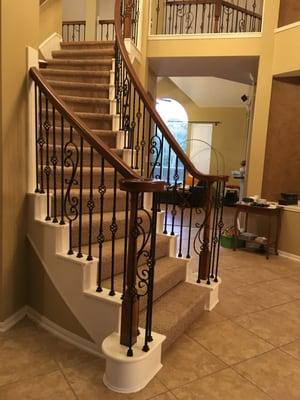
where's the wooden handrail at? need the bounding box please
[114,0,227,183]
[62,20,86,26]
[30,67,140,181]
[98,19,115,25]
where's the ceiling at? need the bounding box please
[150,56,259,85]
[169,76,252,108]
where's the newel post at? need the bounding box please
[214,0,222,33]
[124,0,133,38]
[198,181,213,282]
[119,178,164,357]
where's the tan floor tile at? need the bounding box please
[152,393,177,400]
[234,349,300,400]
[157,335,225,390]
[62,358,167,400]
[235,300,300,347]
[262,278,300,299]
[281,339,300,361]
[232,281,294,309]
[189,310,227,330]
[0,331,58,388]
[37,328,98,369]
[172,368,271,400]
[188,320,273,365]
[214,290,264,318]
[0,371,76,400]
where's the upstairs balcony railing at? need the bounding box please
[151,0,263,35]
[62,20,86,42]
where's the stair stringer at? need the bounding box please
[27,192,122,350]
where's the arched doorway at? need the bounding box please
[155,98,188,183]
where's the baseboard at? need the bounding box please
[27,307,102,358]
[0,305,102,358]
[0,306,28,333]
[278,250,300,263]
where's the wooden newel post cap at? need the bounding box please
[119,178,165,193]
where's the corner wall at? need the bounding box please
[0,0,39,321]
[39,0,62,44]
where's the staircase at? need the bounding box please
[27,0,227,392]
[34,40,208,351]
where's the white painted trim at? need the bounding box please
[278,251,300,263]
[102,329,165,393]
[39,32,62,60]
[26,46,39,194]
[275,21,300,33]
[0,307,28,333]
[148,32,262,41]
[27,307,102,358]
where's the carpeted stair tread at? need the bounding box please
[47,80,110,91]
[60,95,110,104]
[102,256,187,310]
[39,69,110,84]
[45,59,113,71]
[140,282,207,351]
[52,48,115,59]
[82,234,171,282]
[61,41,115,49]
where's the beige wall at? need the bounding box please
[27,241,92,340]
[279,210,300,257]
[273,25,300,76]
[157,78,247,184]
[39,0,62,44]
[0,0,39,321]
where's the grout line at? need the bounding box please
[57,361,80,400]
[230,366,274,400]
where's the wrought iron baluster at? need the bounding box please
[34,84,39,193]
[122,191,129,298]
[51,106,58,223]
[109,169,118,296]
[163,144,172,235]
[77,137,84,257]
[44,98,51,221]
[38,89,45,194]
[214,181,225,282]
[135,98,141,170]
[97,156,106,292]
[87,147,95,261]
[170,155,179,236]
[142,193,159,352]
[64,126,79,255]
[60,116,65,225]
[140,104,146,178]
[186,176,195,259]
[178,165,186,257]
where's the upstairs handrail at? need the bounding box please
[30,67,140,180]
[115,0,226,183]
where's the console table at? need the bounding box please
[233,204,282,259]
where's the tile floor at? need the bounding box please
[1,248,300,399]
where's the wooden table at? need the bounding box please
[233,204,282,259]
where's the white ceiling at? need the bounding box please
[150,56,259,85]
[169,76,251,108]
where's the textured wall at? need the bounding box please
[39,0,62,44]
[0,0,39,321]
[27,241,92,340]
[262,77,300,201]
